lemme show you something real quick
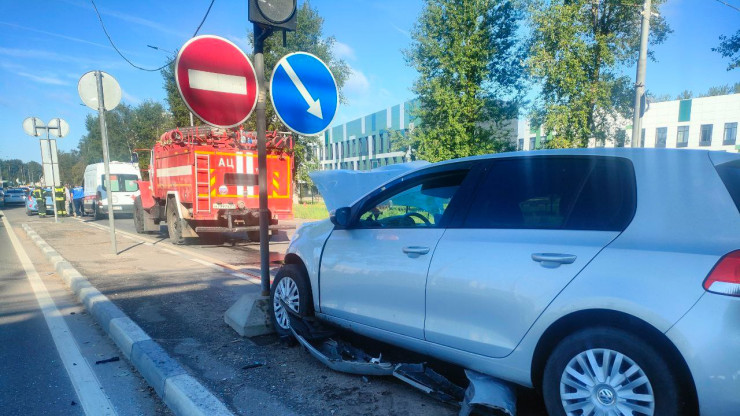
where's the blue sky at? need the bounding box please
[0,0,737,164]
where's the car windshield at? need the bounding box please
[102,174,139,192]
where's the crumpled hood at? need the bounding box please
[309,161,430,212]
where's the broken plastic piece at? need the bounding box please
[392,363,465,406]
[459,369,517,416]
[290,328,395,376]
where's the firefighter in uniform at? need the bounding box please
[33,187,47,217]
[54,186,67,216]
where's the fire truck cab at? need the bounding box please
[134,126,294,244]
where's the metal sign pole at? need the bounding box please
[46,129,59,223]
[95,70,118,255]
[254,23,271,297]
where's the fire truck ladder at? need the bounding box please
[195,154,211,213]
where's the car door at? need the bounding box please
[425,156,636,357]
[319,167,475,339]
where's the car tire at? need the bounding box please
[270,264,313,337]
[247,231,260,243]
[133,197,145,234]
[542,327,681,416]
[26,208,32,216]
[166,201,185,245]
[93,204,104,220]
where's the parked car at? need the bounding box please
[26,189,54,216]
[273,148,740,415]
[3,188,27,205]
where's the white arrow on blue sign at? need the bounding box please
[270,52,338,136]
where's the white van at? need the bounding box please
[82,162,141,218]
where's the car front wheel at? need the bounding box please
[543,327,681,416]
[270,264,312,337]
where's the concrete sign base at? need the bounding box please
[224,293,274,337]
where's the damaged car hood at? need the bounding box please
[309,161,430,212]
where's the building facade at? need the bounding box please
[316,93,739,171]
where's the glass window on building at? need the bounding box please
[530,137,536,150]
[655,127,667,148]
[518,138,524,151]
[700,124,713,146]
[676,126,689,147]
[724,122,738,145]
[640,128,645,148]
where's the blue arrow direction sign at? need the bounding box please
[270,52,338,136]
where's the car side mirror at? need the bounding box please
[330,207,351,227]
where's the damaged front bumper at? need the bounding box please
[287,311,517,416]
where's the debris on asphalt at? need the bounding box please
[241,361,265,370]
[95,356,121,365]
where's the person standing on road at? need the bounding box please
[33,187,47,218]
[72,184,84,217]
[64,184,73,217]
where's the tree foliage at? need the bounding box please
[78,100,173,173]
[0,159,42,185]
[528,0,671,148]
[713,29,740,71]
[405,0,524,162]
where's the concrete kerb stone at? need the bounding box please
[164,374,233,416]
[109,317,151,360]
[131,339,187,397]
[20,223,235,416]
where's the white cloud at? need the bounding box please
[332,41,355,61]
[16,72,69,86]
[121,89,141,105]
[391,24,411,39]
[344,67,370,96]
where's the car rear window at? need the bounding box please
[716,159,740,213]
[463,156,636,231]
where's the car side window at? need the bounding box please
[464,157,635,231]
[356,171,468,229]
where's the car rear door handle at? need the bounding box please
[531,253,577,267]
[403,246,430,255]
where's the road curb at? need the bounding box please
[21,223,234,416]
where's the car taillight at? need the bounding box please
[703,250,740,297]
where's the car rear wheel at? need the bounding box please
[93,203,104,220]
[543,327,680,416]
[270,264,312,337]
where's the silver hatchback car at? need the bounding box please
[273,148,740,415]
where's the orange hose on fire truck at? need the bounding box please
[134,126,294,243]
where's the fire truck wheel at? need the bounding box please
[247,231,260,243]
[133,197,144,234]
[166,201,185,244]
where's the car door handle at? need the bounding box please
[403,246,430,255]
[531,253,577,266]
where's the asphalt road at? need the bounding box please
[0,206,170,416]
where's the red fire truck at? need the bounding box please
[134,126,294,243]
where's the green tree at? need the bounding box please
[713,29,740,71]
[405,0,524,162]
[676,90,693,100]
[702,84,732,97]
[161,59,201,127]
[528,0,671,148]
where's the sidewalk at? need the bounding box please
[21,214,456,416]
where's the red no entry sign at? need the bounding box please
[175,35,258,128]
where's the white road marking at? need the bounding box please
[1,212,118,416]
[188,69,247,95]
[279,59,322,119]
[190,258,261,285]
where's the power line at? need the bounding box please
[714,0,740,12]
[90,0,216,72]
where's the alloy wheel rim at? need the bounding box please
[273,277,299,330]
[560,348,655,416]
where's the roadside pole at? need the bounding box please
[253,24,272,297]
[44,129,60,223]
[95,71,118,255]
[631,0,652,148]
